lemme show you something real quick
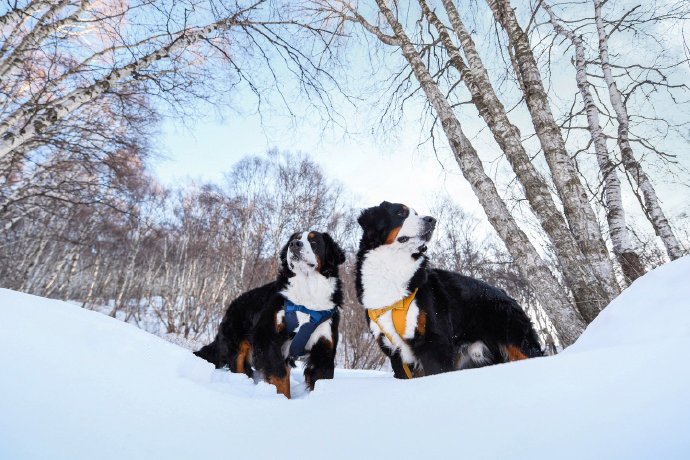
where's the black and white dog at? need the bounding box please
[356,201,542,378]
[194,231,346,398]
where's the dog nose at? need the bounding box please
[423,216,436,225]
[290,240,303,249]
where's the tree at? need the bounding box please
[486,0,619,311]
[542,1,645,282]
[591,0,686,260]
[0,0,339,198]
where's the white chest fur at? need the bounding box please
[360,245,423,308]
[360,245,423,365]
[281,271,336,311]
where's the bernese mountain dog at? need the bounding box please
[194,231,346,398]
[356,201,542,378]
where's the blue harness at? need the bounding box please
[284,299,336,358]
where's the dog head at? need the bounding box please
[280,231,346,277]
[357,201,436,255]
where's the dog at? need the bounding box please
[194,231,346,398]
[356,201,542,378]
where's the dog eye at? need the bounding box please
[397,236,409,243]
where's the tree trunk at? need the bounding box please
[543,2,645,283]
[420,0,613,321]
[487,0,618,306]
[593,0,684,261]
[374,0,585,345]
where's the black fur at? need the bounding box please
[194,231,346,397]
[356,201,542,379]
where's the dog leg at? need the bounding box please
[303,337,335,390]
[234,339,253,377]
[503,344,529,361]
[267,366,291,399]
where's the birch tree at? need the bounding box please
[542,1,645,282]
[592,0,686,260]
[418,0,614,321]
[486,0,619,302]
[0,0,338,174]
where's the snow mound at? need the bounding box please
[1,257,690,459]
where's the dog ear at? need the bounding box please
[323,232,346,265]
[320,232,346,277]
[357,206,381,230]
[279,239,292,275]
[358,206,387,245]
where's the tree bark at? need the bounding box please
[543,2,645,283]
[487,0,618,303]
[593,0,684,261]
[372,0,585,345]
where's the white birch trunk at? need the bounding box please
[486,0,618,299]
[543,2,645,283]
[424,0,612,321]
[593,0,684,260]
[373,0,586,345]
[0,0,86,79]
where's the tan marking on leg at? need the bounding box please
[385,226,402,245]
[235,340,251,374]
[275,311,284,333]
[416,310,427,335]
[268,367,291,399]
[506,345,529,361]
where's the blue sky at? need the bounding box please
[152,101,480,217]
[150,1,690,245]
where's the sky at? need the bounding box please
[153,100,481,218]
[150,0,690,245]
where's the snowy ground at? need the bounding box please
[1,257,689,459]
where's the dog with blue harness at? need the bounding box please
[194,231,346,398]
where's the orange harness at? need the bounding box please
[367,288,418,379]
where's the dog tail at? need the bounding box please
[194,339,222,367]
[504,330,544,361]
[521,335,544,358]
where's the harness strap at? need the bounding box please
[367,288,419,379]
[284,300,336,358]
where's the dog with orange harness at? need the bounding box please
[356,201,542,379]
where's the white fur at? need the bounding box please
[360,210,431,365]
[360,210,429,308]
[455,341,492,369]
[360,244,423,308]
[281,271,337,312]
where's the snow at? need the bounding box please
[2,257,690,459]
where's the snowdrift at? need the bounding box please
[2,257,690,460]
